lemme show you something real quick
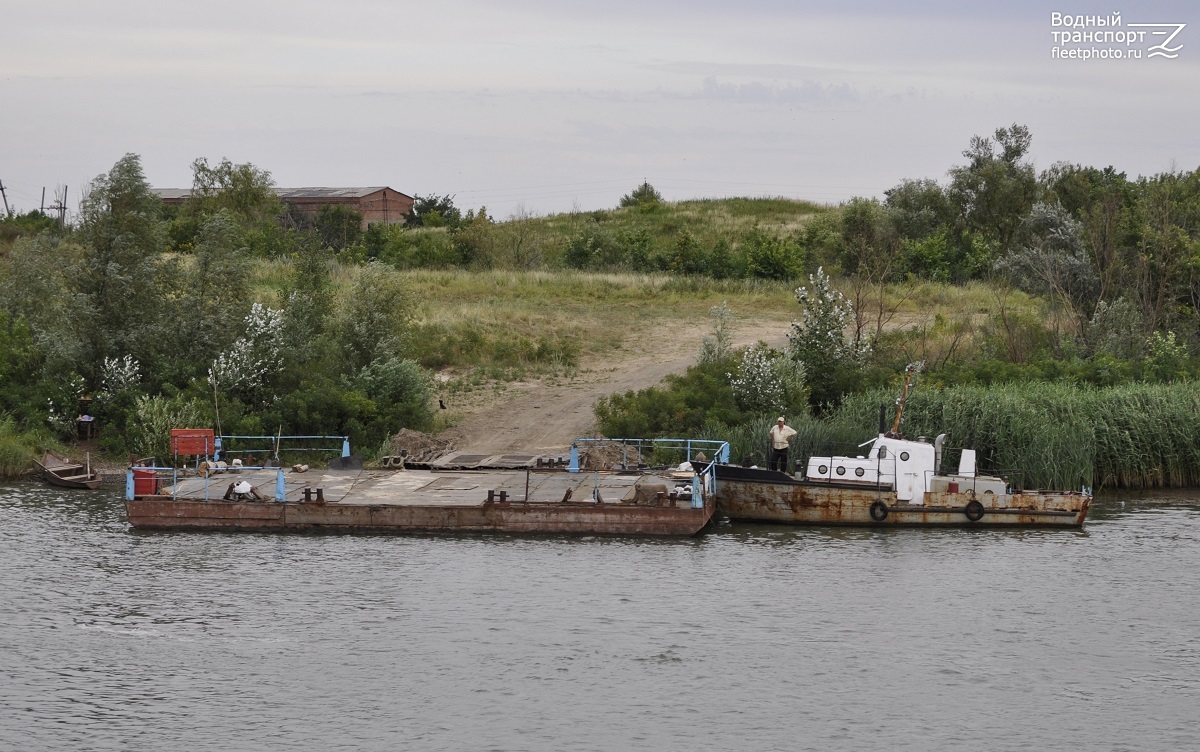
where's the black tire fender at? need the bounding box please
[869,500,889,522]
[964,499,985,522]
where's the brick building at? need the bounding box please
[154,186,414,229]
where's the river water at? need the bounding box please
[1,484,1197,752]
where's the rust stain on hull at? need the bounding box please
[125,497,715,536]
[715,470,1089,528]
[124,466,716,536]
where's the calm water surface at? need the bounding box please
[1,484,1198,751]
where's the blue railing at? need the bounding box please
[567,437,729,473]
[126,434,351,502]
[214,434,350,462]
[567,437,730,509]
[127,464,289,502]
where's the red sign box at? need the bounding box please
[171,428,215,456]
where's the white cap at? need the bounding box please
[233,481,253,494]
[777,416,785,423]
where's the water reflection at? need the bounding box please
[2,482,1199,752]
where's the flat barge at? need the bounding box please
[124,465,715,536]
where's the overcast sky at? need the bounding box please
[2,1,1196,218]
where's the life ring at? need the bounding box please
[964,499,985,522]
[869,500,889,522]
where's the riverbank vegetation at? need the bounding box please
[0,416,50,479]
[2,122,1200,485]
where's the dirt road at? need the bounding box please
[437,318,793,456]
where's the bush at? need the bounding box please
[379,229,460,268]
[129,395,209,461]
[618,181,663,209]
[744,228,803,280]
[564,223,621,269]
[0,415,46,479]
[594,358,744,438]
[357,357,435,434]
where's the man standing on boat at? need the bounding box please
[769,417,797,473]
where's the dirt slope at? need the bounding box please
[437,319,793,456]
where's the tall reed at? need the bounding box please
[827,382,1200,490]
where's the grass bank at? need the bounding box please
[247,261,801,376]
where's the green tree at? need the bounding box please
[356,356,435,435]
[994,202,1099,334]
[0,210,59,244]
[947,124,1040,256]
[884,178,952,241]
[189,158,282,224]
[664,230,708,275]
[840,197,901,344]
[173,212,253,370]
[564,221,620,269]
[335,264,414,372]
[405,194,462,228]
[173,158,285,256]
[744,227,803,280]
[619,181,663,209]
[70,154,168,384]
[1125,171,1200,334]
[315,204,364,252]
[788,267,869,409]
[280,236,335,377]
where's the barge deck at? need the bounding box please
[125,466,715,536]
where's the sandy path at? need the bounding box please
[437,319,794,456]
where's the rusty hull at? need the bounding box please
[125,494,714,536]
[715,471,1089,527]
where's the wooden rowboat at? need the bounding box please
[34,449,101,490]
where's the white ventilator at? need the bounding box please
[957,448,977,478]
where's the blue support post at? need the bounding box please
[720,442,730,463]
[275,469,286,502]
[125,469,134,501]
[341,438,351,458]
[568,444,580,473]
[691,474,703,509]
[213,436,223,462]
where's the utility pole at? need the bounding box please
[41,187,46,214]
[49,185,68,230]
[0,179,11,218]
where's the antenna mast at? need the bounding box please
[889,360,925,437]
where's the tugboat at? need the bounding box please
[711,363,1091,527]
